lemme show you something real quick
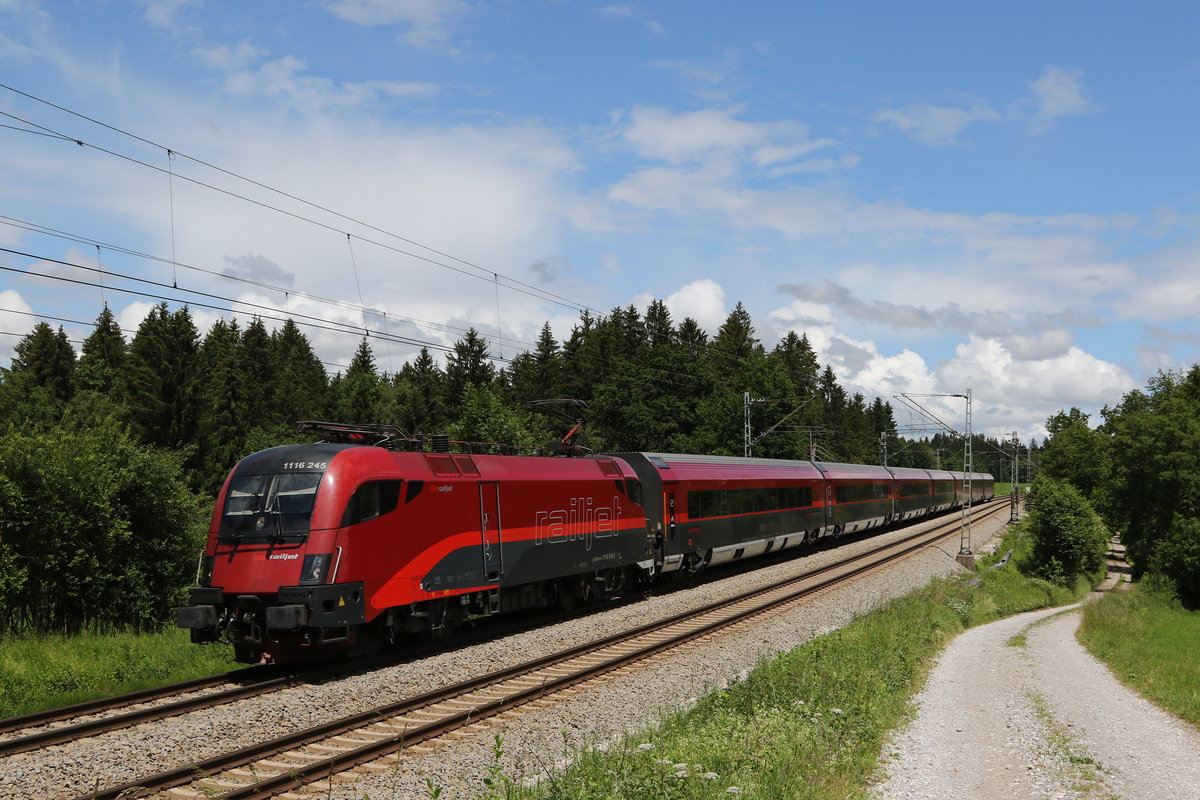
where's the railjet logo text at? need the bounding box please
[534,496,622,550]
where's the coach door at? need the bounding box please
[479,482,503,582]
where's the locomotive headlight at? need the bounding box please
[299,553,331,585]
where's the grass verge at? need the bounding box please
[0,628,237,718]
[450,526,1081,800]
[1078,584,1200,727]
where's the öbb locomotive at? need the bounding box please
[176,425,994,663]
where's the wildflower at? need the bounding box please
[674,769,690,778]
[673,763,689,770]
[657,758,673,765]
[726,787,743,794]
[702,772,720,780]
[637,743,655,751]
[831,708,844,715]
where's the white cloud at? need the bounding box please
[871,101,999,146]
[1028,66,1101,133]
[635,278,728,333]
[873,66,1100,145]
[224,55,442,108]
[138,0,193,32]
[622,106,771,163]
[596,4,665,35]
[937,336,1135,430]
[324,0,471,52]
[0,288,34,365]
[196,40,267,71]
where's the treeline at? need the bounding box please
[1038,367,1200,605]
[3,300,1013,493]
[0,298,1014,634]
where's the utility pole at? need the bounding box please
[895,390,974,566]
[1010,430,1019,523]
[745,394,817,457]
[744,392,752,458]
[958,389,973,565]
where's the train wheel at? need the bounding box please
[427,600,462,642]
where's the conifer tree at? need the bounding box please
[270,318,328,426]
[9,322,76,406]
[196,318,244,491]
[125,303,200,450]
[75,305,127,399]
[446,328,495,401]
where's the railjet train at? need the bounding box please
[177,424,993,663]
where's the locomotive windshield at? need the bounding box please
[219,471,322,540]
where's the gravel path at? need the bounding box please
[873,601,1200,799]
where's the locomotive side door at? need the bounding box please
[478,482,503,582]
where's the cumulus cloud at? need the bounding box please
[0,288,35,364]
[938,336,1134,417]
[635,278,727,333]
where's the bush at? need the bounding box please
[0,404,207,635]
[1147,516,1200,607]
[1025,476,1109,586]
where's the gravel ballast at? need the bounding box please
[0,512,1005,800]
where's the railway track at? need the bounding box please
[0,605,585,757]
[78,498,1009,800]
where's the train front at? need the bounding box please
[176,443,363,663]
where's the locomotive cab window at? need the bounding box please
[341,480,403,527]
[220,472,322,539]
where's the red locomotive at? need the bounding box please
[177,423,994,663]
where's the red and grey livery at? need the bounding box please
[177,441,993,663]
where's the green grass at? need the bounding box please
[0,627,237,718]
[452,526,1081,800]
[1078,585,1200,727]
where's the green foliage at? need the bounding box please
[472,547,1077,800]
[0,626,236,718]
[1040,408,1106,500]
[1079,585,1200,726]
[1102,367,1200,578]
[449,385,552,451]
[7,321,76,408]
[1146,516,1200,607]
[1023,476,1109,586]
[0,405,206,635]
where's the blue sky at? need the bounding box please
[1,0,1198,440]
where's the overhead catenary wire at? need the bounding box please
[0,214,539,352]
[0,247,716,393]
[0,90,597,315]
